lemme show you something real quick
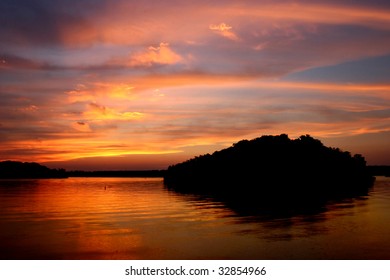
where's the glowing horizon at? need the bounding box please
[1,0,389,169]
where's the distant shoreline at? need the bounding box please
[0,159,388,179]
[66,170,165,178]
[68,166,389,178]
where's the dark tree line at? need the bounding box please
[164,134,375,200]
[0,161,67,179]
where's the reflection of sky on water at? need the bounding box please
[0,177,389,259]
[170,181,376,243]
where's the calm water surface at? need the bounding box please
[0,177,389,259]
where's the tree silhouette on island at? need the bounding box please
[0,161,67,179]
[164,134,375,202]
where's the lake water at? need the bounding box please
[0,177,389,260]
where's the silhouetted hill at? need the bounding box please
[0,161,67,179]
[164,134,374,200]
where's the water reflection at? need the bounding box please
[166,182,372,242]
[0,177,389,259]
[0,179,41,191]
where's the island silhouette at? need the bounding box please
[164,134,375,203]
[0,161,67,179]
[0,138,381,225]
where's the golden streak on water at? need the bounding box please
[0,177,389,259]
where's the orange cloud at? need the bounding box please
[252,81,390,99]
[72,121,92,133]
[209,23,240,41]
[223,3,390,30]
[2,1,390,168]
[84,102,145,121]
[67,83,136,103]
[53,2,390,48]
[129,43,183,67]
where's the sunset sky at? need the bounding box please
[1,0,389,170]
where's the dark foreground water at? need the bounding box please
[0,177,389,260]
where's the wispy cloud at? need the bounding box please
[85,102,145,121]
[0,0,389,167]
[72,121,92,133]
[128,43,184,67]
[209,23,240,41]
[67,83,136,103]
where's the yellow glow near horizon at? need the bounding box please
[1,1,389,168]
